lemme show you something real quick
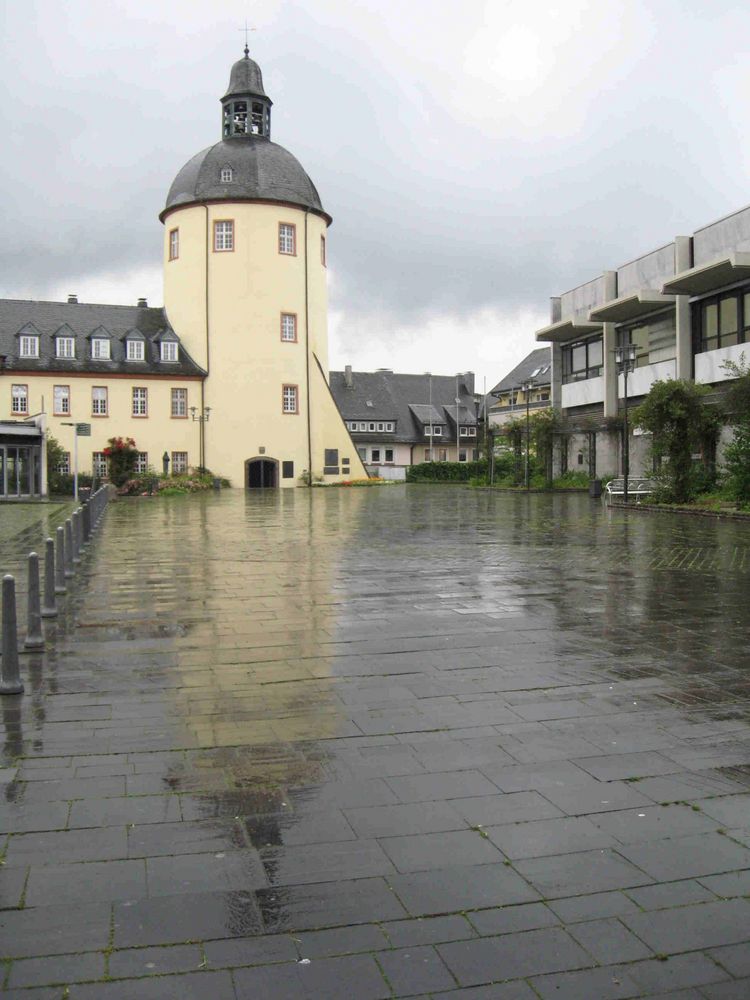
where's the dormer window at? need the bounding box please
[91,338,110,360]
[220,166,233,183]
[56,336,75,359]
[126,339,144,362]
[19,335,39,358]
[160,341,178,362]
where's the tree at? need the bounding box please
[103,437,138,487]
[720,355,750,504]
[632,380,718,503]
[530,408,558,486]
[502,419,525,484]
[46,434,68,494]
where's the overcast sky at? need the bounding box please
[1,0,749,390]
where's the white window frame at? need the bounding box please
[171,387,187,418]
[371,448,381,463]
[57,452,70,475]
[384,448,394,463]
[132,386,148,417]
[92,386,108,416]
[11,384,28,414]
[92,452,107,477]
[134,452,148,474]
[359,422,366,431]
[377,422,384,432]
[19,335,39,358]
[53,384,70,416]
[171,451,188,474]
[161,341,178,362]
[279,223,296,255]
[91,338,110,360]
[214,220,234,252]
[282,384,298,414]
[220,166,233,183]
[126,339,145,362]
[56,336,75,359]
[385,422,394,432]
[280,313,297,342]
[169,228,179,261]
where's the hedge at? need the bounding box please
[406,460,487,483]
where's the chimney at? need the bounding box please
[137,297,148,308]
[344,365,353,388]
[67,294,78,304]
[460,371,475,395]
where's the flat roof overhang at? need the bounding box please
[0,423,42,439]
[589,291,676,323]
[662,253,750,295]
[535,319,603,344]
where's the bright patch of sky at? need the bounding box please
[1,0,748,388]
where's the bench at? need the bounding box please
[604,477,656,504]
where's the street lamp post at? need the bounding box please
[190,406,211,471]
[455,374,461,465]
[614,343,637,504]
[520,380,535,490]
[424,373,434,462]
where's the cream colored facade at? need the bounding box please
[155,50,367,489]
[161,201,363,486]
[11,372,200,477]
[1,51,367,493]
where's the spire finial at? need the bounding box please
[238,20,255,58]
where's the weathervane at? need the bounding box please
[238,20,256,57]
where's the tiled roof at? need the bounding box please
[329,370,478,444]
[0,299,206,377]
[488,347,551,399]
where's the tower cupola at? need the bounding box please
[221,46,272,139]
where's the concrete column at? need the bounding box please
[602,270,618,418]
[674,235,693,381]
[550,343,563,413]
[603,323,618,417]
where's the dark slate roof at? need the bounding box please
[0,299,206,377]
[488,347,551,400]
[329,370,478,444]
[163,138,326,218]
[223,53,270,101]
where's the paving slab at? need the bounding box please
[2,489,750,997]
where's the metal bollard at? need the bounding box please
[24,553,45,651]
[64,519,74,578]
[82,501,91,544]
[1,575,24,695]
[72,510,81,563]
[42,537,57,618]
[55,526,67,595]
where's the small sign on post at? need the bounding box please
[76,423,91,437]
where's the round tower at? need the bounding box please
[160,49,363,488]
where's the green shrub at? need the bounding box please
[552,471,590,489]
[406,461,487,483]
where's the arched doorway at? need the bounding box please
[246,457,278,489]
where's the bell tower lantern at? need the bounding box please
[221,46,272,138]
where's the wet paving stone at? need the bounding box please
[67,970,237,999]
[108,942,204,978]
[2,489,750,996]
[515,848,654,898]
[437,926,592,986]
[616,831,750,881]
[112,890,264,947]
[233,953,391,999]
[7,951,105,989]
[485,815,618,859]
